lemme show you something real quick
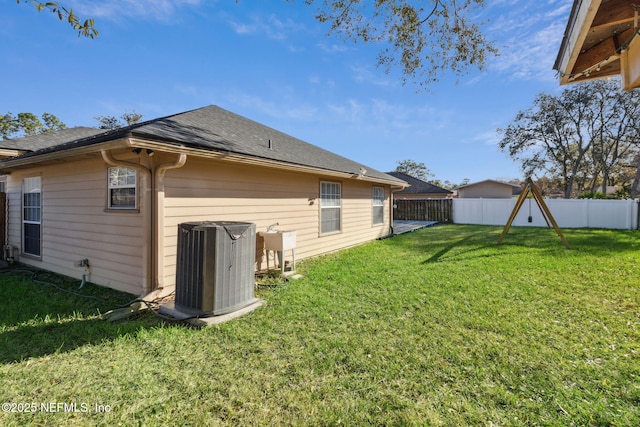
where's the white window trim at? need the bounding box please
[320,181,341,235]
[373,186,385,225]
[22,176,42,258]
[107,167,138,210]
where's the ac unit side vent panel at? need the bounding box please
[175,221,256,316]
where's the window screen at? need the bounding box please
[320,181,341,234]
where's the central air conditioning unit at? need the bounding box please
[174,221,256,316]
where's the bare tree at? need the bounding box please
[499,80,640,198]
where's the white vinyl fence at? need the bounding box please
[452,198,639,230]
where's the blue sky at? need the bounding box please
[1,0,572,184]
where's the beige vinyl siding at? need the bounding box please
[458,182,515,199]
[3,152,393,296]
[5,158,147,295]
[161,157,391,290]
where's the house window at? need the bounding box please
[320,181,341,234]
[373,186,384,225]
[108,167,137,209]
[23,176,41,257]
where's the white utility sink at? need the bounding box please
[259,230,296,251]
[258,230,297,274]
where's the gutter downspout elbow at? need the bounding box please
[155,154,187,191]
[100,149,150,174]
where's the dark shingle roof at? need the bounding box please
[386,171,452,195]
[457,179,521,189]
[0,127,105,152]
[1,105,405,185]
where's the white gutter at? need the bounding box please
[0,139,129,171]
[126,138,408,188]
[0,136,406,188]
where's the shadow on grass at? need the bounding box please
[421,231,487,264]
[499,226,640,255]
[0,316,157,364]
[561,228,640,254]
[0,268,162,364]
[404,225,640,264]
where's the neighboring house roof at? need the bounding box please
[457,179,521,190]
[554,0,637,88]
[0,127,104,152]
[0,105,407,186]
[386,171,452,195]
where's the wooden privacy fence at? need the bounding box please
[393,198,453,223]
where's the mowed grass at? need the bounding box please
[0,225,638,426]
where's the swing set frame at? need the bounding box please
[497,177,570,249]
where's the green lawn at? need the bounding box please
[0,225,638,426]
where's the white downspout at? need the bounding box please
[101,150,153,295]
[389,185,404,237]
[101,149,187,298]
[153,154,187,294]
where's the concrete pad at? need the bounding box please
[159,299,264,327]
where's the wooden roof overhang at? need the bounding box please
[554,0,640,89]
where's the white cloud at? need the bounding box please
[324,98,451,143]
[350,64,393,87]
[69,0,205,22]
[485,1,571,82]
[316,42,349,53]
[327,99,366,123]
[228,14,306,41]
[228,91,320,122]
[472,129,502,147]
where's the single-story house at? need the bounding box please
[456,179,521,199]
[0,105,407,296]
[554,0,640,90]
[385,171,453,199]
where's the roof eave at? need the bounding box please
[0,148,27,159]
[0,135,407,187]
[127,137,408,187]
[0,139,131,172]
[555,0,603,84]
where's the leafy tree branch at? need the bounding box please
[16,0,98,38]
[0,112,67,140]
[289,1,497,87]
